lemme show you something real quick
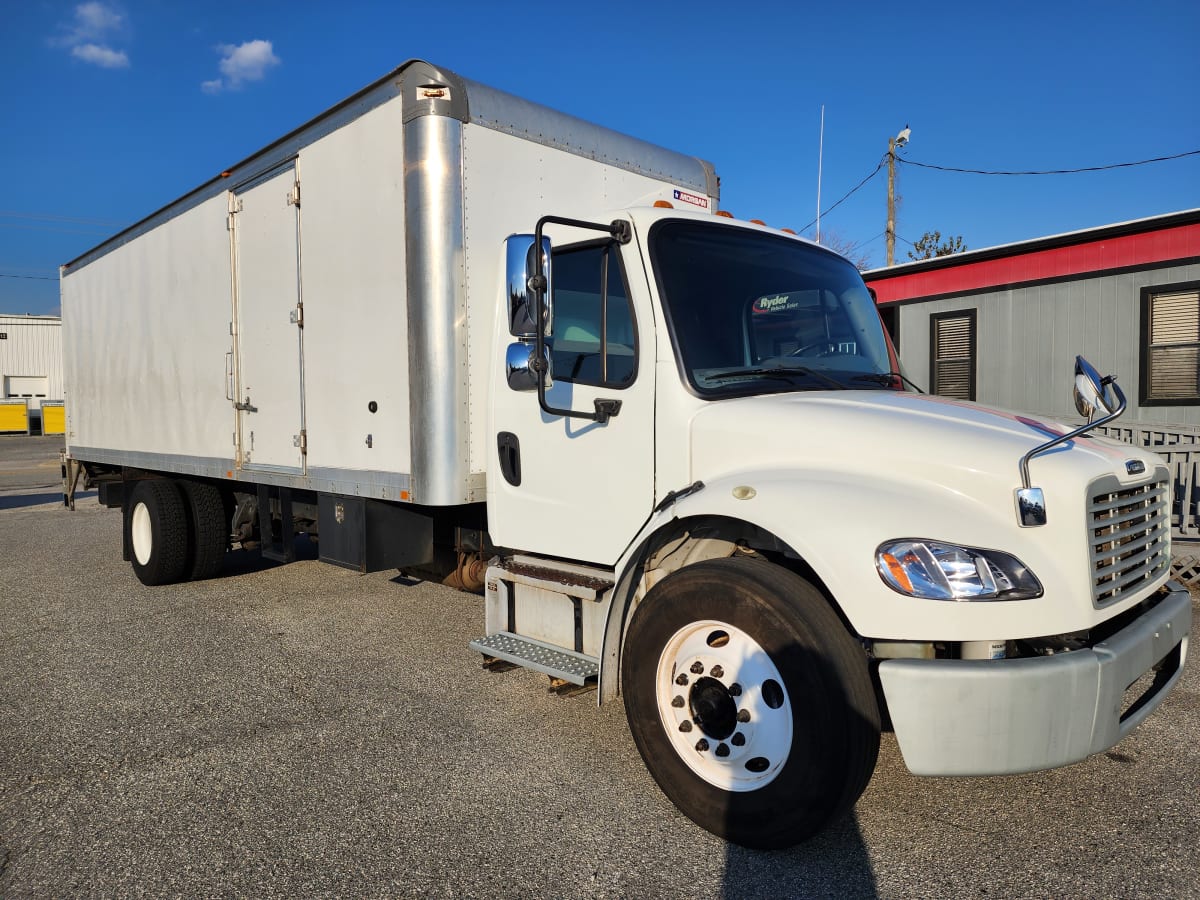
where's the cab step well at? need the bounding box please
[473,557,615,683]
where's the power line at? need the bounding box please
[899,148,1200,176]
[800,156,887,232]
[0,273,58,281]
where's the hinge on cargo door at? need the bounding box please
[287,181,300,207]
[294,430,307,455]
[227,196,243,231]
[289,305,304,327]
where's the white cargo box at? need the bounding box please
[62,59,717,505]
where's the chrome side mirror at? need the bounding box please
[505,235,552,338]
[506,341,553,391]
[1073,356,1116,420]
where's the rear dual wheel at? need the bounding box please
[621,557,880,849]
[125,479,228,585]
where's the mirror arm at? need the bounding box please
[531,215,631,424]
[1019,377,1127,489]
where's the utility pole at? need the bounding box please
[886,125,910,266]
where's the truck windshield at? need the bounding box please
[650,221,894,396]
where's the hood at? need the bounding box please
[688,390,1161,526]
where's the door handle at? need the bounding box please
[497,432,521,486]
[234,396,258,413]
[225,351,235,401]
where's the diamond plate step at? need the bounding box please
[469,632,599,685]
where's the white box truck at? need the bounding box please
[60,60,1190,848]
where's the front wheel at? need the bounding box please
[621,557,880,848]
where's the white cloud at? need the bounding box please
[72,2,123,40]
[203,40,280,93]
[71,43,130,69]
[53,3,130,68]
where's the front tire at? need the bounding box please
[125,480,189,586]
[621,557,880,848]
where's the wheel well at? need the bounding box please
[601,515,862,703]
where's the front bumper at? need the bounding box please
[878,583,1192,776]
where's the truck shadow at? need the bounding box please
[722,812,878,898]
[0,490,96,511]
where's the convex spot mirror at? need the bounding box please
[1073,355,1116,419]
[505,235,553,338]
[506,342,553,392]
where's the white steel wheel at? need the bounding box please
[655,620,792,792]
[131,500,154,566]
[621,556,880,849]
[124,480,189,586]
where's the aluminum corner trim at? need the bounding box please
[404,114,469,505]
[397,60,470,124]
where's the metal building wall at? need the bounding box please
[896,260,1200,426]
[0,315,64,413]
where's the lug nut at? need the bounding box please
[731,732,746,746]
[737,709,751,723]
[690,661,704,675]
[729,683,742,696]
[711,665,724,678]
[675,673,689,686]
[671,695,685,708]
[679,720,693,733]
[695,739,709,752]
[716,743,730,757]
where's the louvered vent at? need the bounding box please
[1147,289,1200,400]
[931,312,975,400]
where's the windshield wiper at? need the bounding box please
[851,371,925,393]
[706,367,846,390]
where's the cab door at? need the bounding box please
[488,238,655,565]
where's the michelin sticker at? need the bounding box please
[673,189,709,209]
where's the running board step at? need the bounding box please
[469,632,599,686]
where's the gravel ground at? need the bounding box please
[1,435,1198,897]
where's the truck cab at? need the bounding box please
[482,205,1190,847]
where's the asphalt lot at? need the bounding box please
[1,434,1198,897]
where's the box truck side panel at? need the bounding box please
[293,96,412,486]
[63,191,235,469]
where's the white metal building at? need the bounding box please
[0,314,64,432]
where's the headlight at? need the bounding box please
[875,539,1042,601]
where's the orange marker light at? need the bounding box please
[653,200,674,208]
[715,210,733,218]
[782,228,797,235]
[750,219,766,226]
[880,553,914,593]
[400,490,411,501]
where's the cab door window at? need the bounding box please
[551,243,637,387]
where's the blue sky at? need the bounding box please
[2,0,1197,315]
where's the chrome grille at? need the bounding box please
[1089,476,1170,605]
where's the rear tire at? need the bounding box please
[125,480,189,586]
[179,480,228,581]
[621,556,880,848]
